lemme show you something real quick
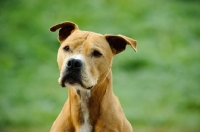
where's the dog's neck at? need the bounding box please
[68,71,113,131]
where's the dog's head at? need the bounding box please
[50,21,137,90]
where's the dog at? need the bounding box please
[49,21,137,132]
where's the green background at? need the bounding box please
[0,0,200,131]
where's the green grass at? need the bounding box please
[0,0,200,131]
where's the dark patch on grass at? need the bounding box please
[119,58,151,71]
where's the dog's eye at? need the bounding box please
[92,50,102,57]
[63,46,70,51]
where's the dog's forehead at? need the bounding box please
[64,30,89,44]
[64,30,108,49]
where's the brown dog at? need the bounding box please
[50,21,137,132]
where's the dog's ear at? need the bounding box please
[50,21,79,42]
[105,34,137,54]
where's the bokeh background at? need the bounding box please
[0,0,200,131]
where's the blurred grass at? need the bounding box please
[0,0,200,131]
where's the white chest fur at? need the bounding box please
[78,89,92,132]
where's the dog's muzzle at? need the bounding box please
[61,58,83,87]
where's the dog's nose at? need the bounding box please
[67,58,83,70]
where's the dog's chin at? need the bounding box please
[58,76,93,90]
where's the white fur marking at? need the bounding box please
[79,89,92,132]
[71,54,83,61]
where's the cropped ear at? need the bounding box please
[105,34,137,54]
[50,21,79,42]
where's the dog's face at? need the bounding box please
[50,22,137,90]
[57,30,114,90]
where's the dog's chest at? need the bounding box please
[78,90,92,132]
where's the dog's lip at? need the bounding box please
[61,78,76,87]
[61,78,81,88]
[87,86,93,89]
[60,73,83,88]
[60,75,93,89]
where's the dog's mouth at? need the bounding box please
[60,73,93,89]
[61,73,83,87]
